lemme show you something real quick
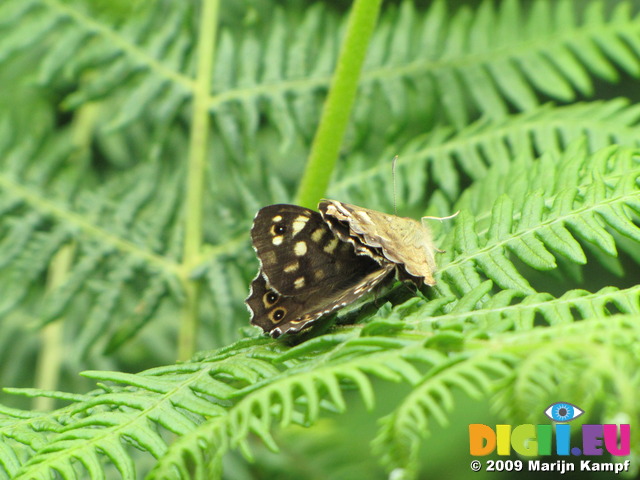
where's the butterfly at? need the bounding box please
[245,200,443,338]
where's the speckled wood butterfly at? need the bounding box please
[246,201,444,337]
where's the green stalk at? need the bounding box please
[34,243,75,411]
[295,0,383,208]
[33,99,99,409]
[178,0,219,361]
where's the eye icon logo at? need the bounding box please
[544,402,584,422]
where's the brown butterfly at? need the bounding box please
[246,201,445,337]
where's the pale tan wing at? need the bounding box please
[319,200,437,285]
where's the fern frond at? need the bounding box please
[0,335,440,479]
[359,0,640,129]
[416,284,640,334]
[3,307,640,478]
[436,143,640,295]
[0,0,194,130]
[2,360,236,479]
[370,314,640,476]
[148,336,447,477]
[332,99,640,203]
[0,340,267,478]
[0,133,188,356]
[372,354,514,477]
[4,0,640,154]
[492,314,640,424]
[1,1,640,478]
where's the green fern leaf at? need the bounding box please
[373,354,515,476]
[492,314,640,424]
[436,143,640,296]
[1,1,640,478]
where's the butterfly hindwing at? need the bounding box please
[247,264,393,338]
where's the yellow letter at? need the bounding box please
[497,425,511,455]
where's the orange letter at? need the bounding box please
[469,424,496,455]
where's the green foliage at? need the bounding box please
[0,0,639,479]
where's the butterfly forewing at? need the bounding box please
[251,204,384,296]
[247,203,397,337]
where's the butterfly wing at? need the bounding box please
[319,199,437,285]
[246,263,393,338]
[251,204,386,296]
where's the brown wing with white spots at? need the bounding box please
[251,204,386,296]
[246,263,393,338]
[247,203,396,337]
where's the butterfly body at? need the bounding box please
[246,201,441,337]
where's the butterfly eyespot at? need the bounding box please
[264,291,279,305]
[272,308,286,321]
[273,224,286,235]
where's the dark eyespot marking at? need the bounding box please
[265,291,278,305]
[272,308,285,321]
[274,224,286,235]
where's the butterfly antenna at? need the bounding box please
[422,211,460,222]
[391,155,398,215]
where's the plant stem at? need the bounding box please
[34,243,75,411]
[178,0,219,361]
[295,0,383,208]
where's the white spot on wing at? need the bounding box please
[324,237,338,253]
[295,241,307,256]
[311,228,324,243]
[284,262,299,273]
[291,215,309,236]
[272,235,283,246]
